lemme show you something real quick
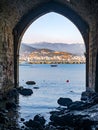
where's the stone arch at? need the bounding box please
[13,1,89,87]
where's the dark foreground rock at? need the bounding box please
[25,119,43,129]
[57,97,73,106]
[6,88,19,99]
[0,88,19,101]
[5,101,17,110]
[24,115,46,130]
[0,112,9,124]
[0,89,98,130]
[68,101,93,110]
[81,88,98,100]
[34,114,46,125]
[50,111,94,128]
[0,94,20,130]
[18,88,33,96]
[26,81,36,85]
[49,90,98,130]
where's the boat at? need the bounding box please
[50,64,57,67]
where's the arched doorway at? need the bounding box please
[19,12,86,118]
[13,1,89,88]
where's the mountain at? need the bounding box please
[19,43,85,64]
[20,43,37,56]
[28,42,85,55]
[29,48,72,57]
[32,48,54,53]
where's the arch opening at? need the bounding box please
[13,1,89,88]
[18,12,86,119]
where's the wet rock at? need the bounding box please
[24,128,32,130]
[24,119,43,130]
[0,112,9,124]
[50,113,75,126]
[26,81,36,85]
[21,118,25,122]
[7,126,20,130]
[73,116,94,130]
[81,88,97,101]
[50,111,93,128]
[18,88,33,96]
[0,108,8,113]
[50,110,65,116]
[7,88,18,99]
[33,87,39,89]
[68,101,86,110]
[93,97,98,104]
[81,89,98,107]
[57,97,72,107]
[78,117,94,129]
[5,101,17,110]
[21,125,25,129]
[45,125,57,130]
[34,114,46,125]
[81,91,89,101]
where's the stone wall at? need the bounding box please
[88,20,98,90]
[0,20,14,92]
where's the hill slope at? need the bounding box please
[28,42,85,55]
[29,48,72,57]
[20,44,37,56]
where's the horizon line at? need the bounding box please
[21,41,84,44]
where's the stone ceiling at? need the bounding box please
[0,0,98,29]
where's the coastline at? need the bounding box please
[0,88,98,130]
[19,61,86,64]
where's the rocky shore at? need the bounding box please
[0,87,98,130]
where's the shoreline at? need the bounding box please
[19,62,86,64]
[0,88,98,130]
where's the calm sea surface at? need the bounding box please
[19,64,86,122]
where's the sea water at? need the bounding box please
[19,64,85,122]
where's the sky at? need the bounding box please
[22,12,84,44]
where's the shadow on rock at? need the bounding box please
[24,115,46,130]
[18,87,33,96]
[26,81,36,85]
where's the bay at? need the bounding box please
[19,64,85,121]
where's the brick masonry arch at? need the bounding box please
[13,1,89,88]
